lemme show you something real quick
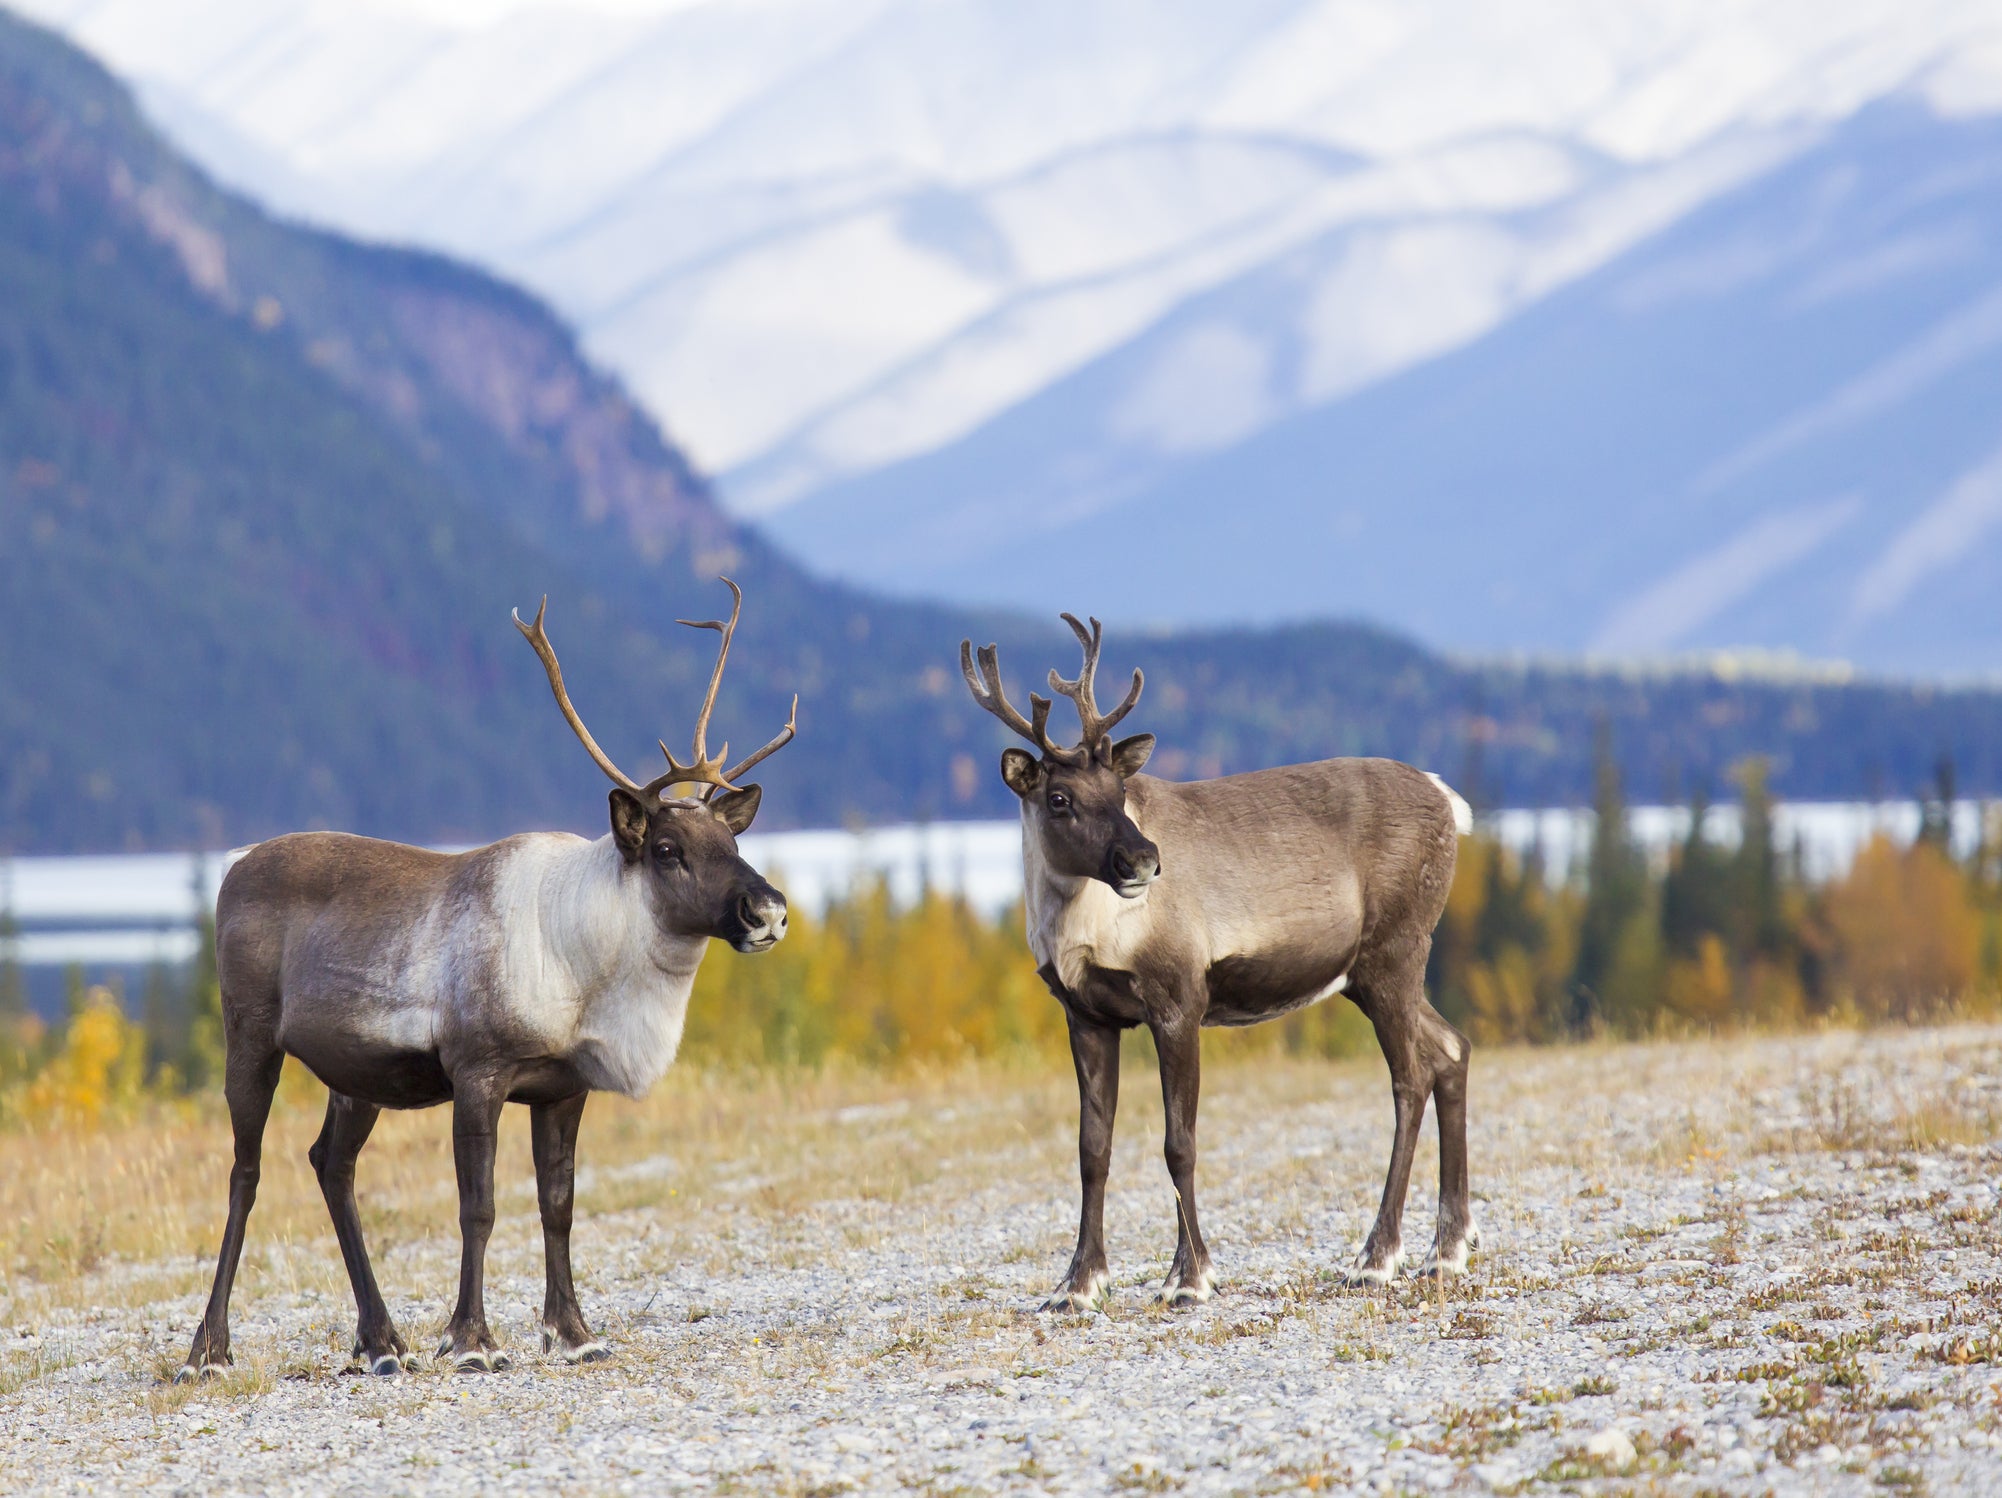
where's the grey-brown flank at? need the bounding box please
[178,579,796,1381]
[963,614,1475,1309]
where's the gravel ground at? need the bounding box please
[3,1025,2001,1495]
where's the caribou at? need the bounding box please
[179,580,795,1381]
[962,616,1476,1308]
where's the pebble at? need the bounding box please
[4,1026,2001,1494]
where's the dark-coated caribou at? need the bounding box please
[179,580,796,1380]
[962,616,1475,1309]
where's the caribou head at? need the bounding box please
[516,579,794,951]
[962,614,1160,898]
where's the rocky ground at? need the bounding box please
[2,1026,2000,1495]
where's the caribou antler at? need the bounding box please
[514,597,649,795]
[656,577,743,793]
[656,576,799,798]
[1046,613,1143,758]
[960,614,1144,766]
[517,579,797,803]
[961,638,1073,764]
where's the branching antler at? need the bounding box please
[517,579,798,804]
[657,577,743,793]
[514,597,647,794]
[1046,613,1143,756]
[960,639,1061,758]
[960,614,1144,766]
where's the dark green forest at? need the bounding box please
[3,8,2001,855]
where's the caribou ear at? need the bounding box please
[1000,748,1041,799]
[609,788,650,863]
[711,783,762,835]
[1107,733,1155,778]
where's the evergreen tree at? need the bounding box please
[0,897,23,1023]
[1730,759,1786,960]
[141,960,179,1083]
[1477,840,1544,961]
[1919,754,1958,855]
[1572,720,1645,1032]
[1662,786,1731,959]
[183,863,225,1090]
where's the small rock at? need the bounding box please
[932,1365,999,1389]
[1585,1427,1636,1469]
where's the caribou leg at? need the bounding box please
[1046,1009,1120,1312]
[178,1035,283,1382]
[1150,1012,1215,1304]
[437,1074,511,1372]
[309,1093,417,1375]
[1343,940,1435,1286]
[531,1093,608,1363]
[1417,1008,1479,1277]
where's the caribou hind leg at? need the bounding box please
[1344,936,1478,1284]
[1150,1013,1214,1304]
[178,1028,283,1382]
[437,1075,512,1372]
[1343,940,1434,1286]
[309,1093,419,1375]
[531,1093,609,1363]
[1416,1010,1478,1277]
[1045,1010,1120,1312]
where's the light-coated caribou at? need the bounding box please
[180,580,795,1381]
[962,615,1476,1308]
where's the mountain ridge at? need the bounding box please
[16,1,2002,680]
[7,7,2002,858]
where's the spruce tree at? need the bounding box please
[1572,720,1645,1033]
[1731,759,1785,961]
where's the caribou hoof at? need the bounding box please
[437,1334,510,1373]
[542,1328,612,1365]
[173,1360,228,1385]
[1341,1244,1406,1287]
[354,1334,419,1375]
[1039,1269,1110,1314]
[1415,1222,1481,1279]
[1153,1267,1216,1306]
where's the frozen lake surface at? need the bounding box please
[0,801,1987,969]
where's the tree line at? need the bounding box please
[3,743,1997,1127]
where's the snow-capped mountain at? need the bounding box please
[16,0,2002,671]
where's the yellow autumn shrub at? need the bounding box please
[16,986,149,1125]
[1824,836,1980,1020]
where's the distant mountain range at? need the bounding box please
[6,7,2002,857]
[16,0,2002,673]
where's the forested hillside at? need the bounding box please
[3,8,2002,855]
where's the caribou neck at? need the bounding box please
[505,835,707,1025]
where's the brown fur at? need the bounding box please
[969,624,1476,1308]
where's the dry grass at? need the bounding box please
[0,1053,1093,1329]
[3,1026,2001,1495]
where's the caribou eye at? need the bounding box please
[1047,790,1071,813]
[653,840,680,865]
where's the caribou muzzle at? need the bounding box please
[1104,835,1161,898]
[726,879,789,952]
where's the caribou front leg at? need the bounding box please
[438,1074,511,1371]
[531,1093,608,1363]
[1150,1013,1214,1304]
[1046,1007,1120,1312]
